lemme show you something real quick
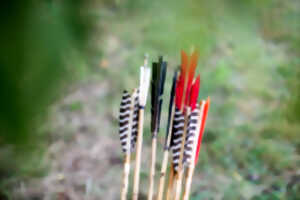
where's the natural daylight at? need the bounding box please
[0,0,299,200]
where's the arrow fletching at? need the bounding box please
[157,57,167,132]
[183,105,200,166]
[119,90,134,153]
[175,51,188,110]
[131,89,139,150]
[139,65,151,107]
[194,97,210,164]
[151,56,167,135]
[170,107,185,172]
[189,75,200,111]
[164,70,178,149]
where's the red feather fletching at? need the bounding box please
[189,75,200,110]
[194,97,210,164]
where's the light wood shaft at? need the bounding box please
[174,172,183,200]
[157,102,175,200]
[148,135,157,200]
[166,167,174,200]
[156,150,169,200]
[132,109,145,200]
[182,166,195,200]
[121,154,131,200]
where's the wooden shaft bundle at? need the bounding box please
[148,134,157,200]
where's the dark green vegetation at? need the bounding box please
[0,0,299,199]
[0,0,95,197]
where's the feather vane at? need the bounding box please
[183,105,199,166]
[194,97,210,164]
[170,107,185,172]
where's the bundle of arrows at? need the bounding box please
[118,51,210,200]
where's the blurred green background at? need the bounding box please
[0,0,299,199]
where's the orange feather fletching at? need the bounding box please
[184,51,199,107]
[175,50,189,110]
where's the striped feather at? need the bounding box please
[183,106,199,166]
[170,107,185,172]
[130,89,139,151]
[119,90,131,153]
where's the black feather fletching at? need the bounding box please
[151,62,159,133]
[157,57,167,132]
[164,70,178,150]
[151,56,167,136]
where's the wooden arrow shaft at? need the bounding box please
[121,154,131,200]
[156,102,175,200]
[133,108,145,200]
[148,134,157,200]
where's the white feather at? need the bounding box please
[139,66,151,106]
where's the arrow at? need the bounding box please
[132,55,151,200]
[148,56,167,200]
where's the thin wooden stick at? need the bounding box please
[182,165,195,200]
[156,149,169,200]
[156,102,175,200]
[166,165,174,200]
[121,154,131,200]
[148,133,157,200]
[133,109,145,200]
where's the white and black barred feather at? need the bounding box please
[170,107,185,172]
[119,90,131,153]
[130,90,139,151]
[183,106,199,166]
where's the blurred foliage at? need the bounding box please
[0,0,96,190]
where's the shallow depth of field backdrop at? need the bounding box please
[0,0,299,199]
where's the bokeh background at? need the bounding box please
[0,0,299,199]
